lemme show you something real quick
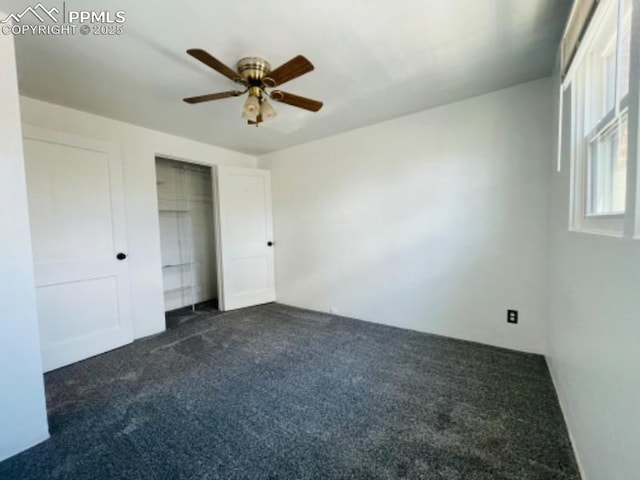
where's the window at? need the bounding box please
[567,0,633,235]
[587,114,628,215]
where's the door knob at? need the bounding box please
[116,252,127,260]
[267,241,273,247]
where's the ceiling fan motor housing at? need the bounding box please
[237,57,271,86]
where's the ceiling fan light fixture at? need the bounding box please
[242,95,260,120]
[241,110,254,121]
[260,99,277,121]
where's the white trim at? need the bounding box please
[557,84,565,172]
[568,225,624,238]
[584,212,624,219]
[613,0,625,116]
[212,166,225,311]
[625,0,640,238]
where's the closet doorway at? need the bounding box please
[155,158,218,325]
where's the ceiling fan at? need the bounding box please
[183,49,323,126]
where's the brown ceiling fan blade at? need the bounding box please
[270,91,323,112]
[183,91,244,104]
[186,49,242,83]
[263,55,314,87]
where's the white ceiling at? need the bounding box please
[1,0,572,155]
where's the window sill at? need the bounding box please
[584,213,625,219]
[568,227,624,238]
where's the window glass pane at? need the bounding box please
[604,52,616,112]
[615,116,628,211]
[618,0,632,99]
[587,115,628,215]
[586,4,617,131]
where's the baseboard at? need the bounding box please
[546,356,588,480]
[279,302,546,355]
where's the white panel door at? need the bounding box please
[215,166,276,310]
[22,125,133,372]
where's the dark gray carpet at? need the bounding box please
[165,300,222,330]
[0,303,579,480]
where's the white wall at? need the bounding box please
[259,78,553,354]
[19,97,256,339]
[546,19,640,479]
[547,218,640,480]
[0,23,49,461]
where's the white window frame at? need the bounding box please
[564,0,636,237]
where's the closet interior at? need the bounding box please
[155,157,217,312]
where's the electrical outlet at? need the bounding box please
[507,310,518,324]
[330,307,339,315]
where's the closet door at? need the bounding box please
[215,167,276,310]
[22,125,133,372]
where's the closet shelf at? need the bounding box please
[162,262,194,269]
